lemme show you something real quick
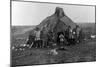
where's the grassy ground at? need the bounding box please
[11,23,96,66]
[11,40,96,66]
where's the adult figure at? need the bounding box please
[68,26,73,39]
[65,26,69,40]
[34,27,42,48]
[78,28,84,42]
[73,25,81,43]
[40,26,48,48]
[47,30,55,48]
[65,26,73,45]
[34,27,41,40]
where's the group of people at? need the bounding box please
[56,25,82,46]
[26,25,83,48]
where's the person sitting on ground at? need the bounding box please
[26,34,35,48]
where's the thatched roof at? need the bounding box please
[37,7,76,34]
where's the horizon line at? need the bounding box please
[11,22,96,26]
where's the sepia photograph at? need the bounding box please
[11,0,96,67]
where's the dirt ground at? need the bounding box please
[11,40,96,67]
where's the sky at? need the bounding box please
[12,1,95,26]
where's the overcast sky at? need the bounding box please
[12,1,95,26]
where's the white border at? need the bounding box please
[0,0,99,67]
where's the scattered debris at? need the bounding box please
[48,49,58,55]
[91,35,96,39]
